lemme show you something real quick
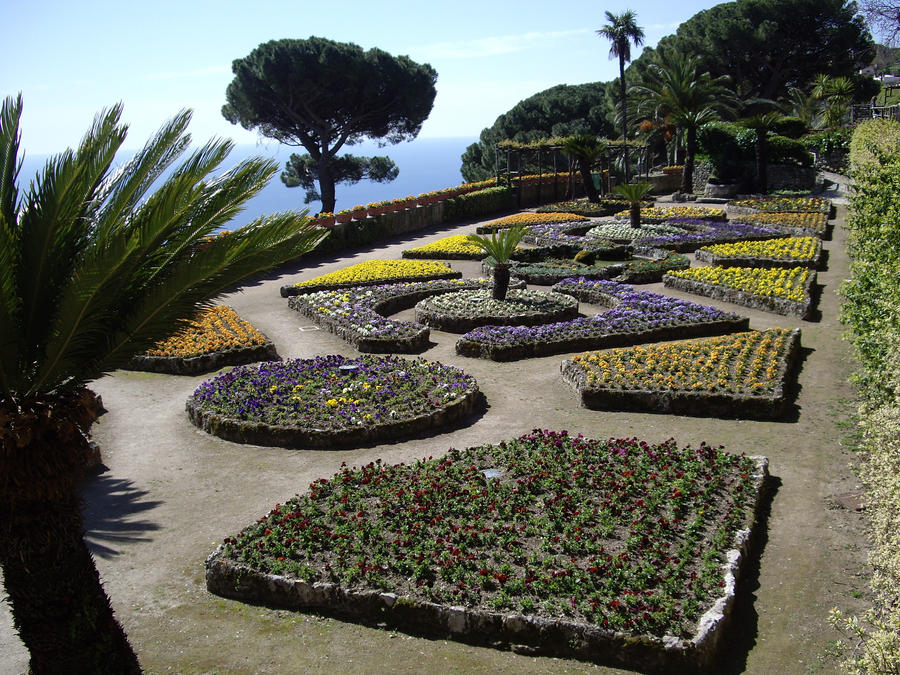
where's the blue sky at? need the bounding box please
[3,0,727,154]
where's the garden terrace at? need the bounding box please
[127,305,277,375]
[561,328,801,420]
[664,266,817,319]
[281,259,461,297]
[186,355,481,449]
[455,279,748,361]
[694,237,824,270]
[206,429,768,672]
[731,212,831,239]
[414,288,579,333]
[287,278,499,352]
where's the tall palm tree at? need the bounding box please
[738,111,786,194]
[597,10,645,182]
[561,135,606,202]
[467,226,527,300]
[631,50,737,194]
[0,94,326,673]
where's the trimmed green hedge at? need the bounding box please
[848,118,900,170]
[442,187,516,222]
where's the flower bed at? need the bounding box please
[522,223,617,250]
[731,212,829,239]
[281,260,461,297]
[127,305,277,375]
[206,428,768,672]
[456,279,748,361]
[561,328,801,419]
[664,266,816,319]
[402,235,488,260]
[287,279,495,352]
[586,222,691,243]
[615,206,727,223]
[536,198,648,217]
[695,236,823,269]
[186,355,481,448]
[617,250,691,283]
[632,220,783,252]
[476,212,589,234]
[505,258,624,285]
[727,196,831,214]
[415,288,579,333]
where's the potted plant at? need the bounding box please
[335,209,353,224]
[315,212,336,227]
[350,204,367,220]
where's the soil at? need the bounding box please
[0,195,871,674]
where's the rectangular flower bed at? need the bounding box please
[731,212,830,239]
[206,429,769,672]
[663,267,816,319]
[280,260,461,297]
[727,196,831,215]
[694,236,824,270]
[561,328,801,420]
[402,235,488,260]
[615,206,727,223]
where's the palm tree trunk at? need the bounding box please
[579,163,600,203]
[682,126,697,195]
[629,202,641,228]
[619,57,629,183]
[492,263,511,301]
[0,393,141,674]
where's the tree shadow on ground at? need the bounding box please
[80,474,163,560]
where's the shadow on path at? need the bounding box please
[80,474,163,559]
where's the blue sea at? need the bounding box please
[16,136,477,229]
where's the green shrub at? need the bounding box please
[442,187,515,223]
[802,128,852,155]
[849,118,900,170]
[573,249,596,265]
[767,135,814,167]
[772,116,809,139]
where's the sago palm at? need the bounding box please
[612,181,653,228]
[467,226,527,300]
[0,94,326,673]
[561,135,606,202]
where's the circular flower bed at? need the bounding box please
[186,355,481,448]
[414,288,579,333]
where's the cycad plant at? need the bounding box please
[612,181,653,228]
[467,225,527,300]
[0,94,326,673]
[561,135,606,202]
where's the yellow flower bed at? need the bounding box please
[615,206,727,221]
[699,236,819,261]
[570,329,792,394]
[729,196,830,213]
[294,259,456,288]
[481,212,588,231]
[402,235,486,257]
[667,266,810,302]
[145,306,267,358]
[736,211,827,230]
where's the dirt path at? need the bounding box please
[0,202,869,674]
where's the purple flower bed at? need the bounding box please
[455,279,748,361]
[633,220,782,252]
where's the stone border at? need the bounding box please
[185,383,482,450]
[401,249,486,261]
[414,291,579,333]
[205,456,769,673]
[560,328,801,420]
[280,270,462,297]
[126,341,279,376]
[694,240,824,270]
[663,270,817,319]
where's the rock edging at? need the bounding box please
[663,271,817,319]
[127,341,278,376]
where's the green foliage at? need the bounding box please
[849,118,900,170]
[442,187,515,223]
[772,116,809,139]
[573,249,597,265]
[222,37,437,213]
[767,136,815,166]
[802,127,853,154]
[612,181,654,203]
[460,83,614,182]
[467,226,528,265]
[282,153,398,206]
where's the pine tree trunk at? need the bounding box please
[492,264,511,301]
[317,154,337,215]
[0,392,141,674]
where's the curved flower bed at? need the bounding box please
[522,223,618,250]
[631,220,783,252]
[615,206,727,223]
[287,278,495,352]
[128,305,277,375]
[561,328,801,419]
[402,235,488,260]
[586,222,690,242]
[664,266,816,318]
[505,258,624,285]
[728,196,831,214]
[206,428,768,672]
[415,288,579,333]
[476,212,588,234]
[456,279,748,361]
[617,250,691,283]
[281,260,460,297]
[695,236,823,269]
[732,212,829,239]
[537,198,647,217]
[186,355,481,448]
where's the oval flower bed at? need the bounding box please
[414,288,579,333]
[476,212,589,234]
[127,305,277,375]
[206,428,768,672]
[402,235,488,260]
[731,211,829,239]
[561,328,801,419]
[186,355,481,448]
[456,279,748,361]
[287,278,496,352]
[632,219,783,252]
[586,221,691,242]
[695,236,823,269]
[281,260,461,297]
[664,266,816,319]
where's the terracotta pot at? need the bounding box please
[335,212,352,224]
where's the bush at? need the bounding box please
[802,128,852,155]
[849,118,900,170]
[771,117,809,139]
[767,136,814,167]
[442,187,516,222]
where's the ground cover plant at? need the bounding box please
[287,279,495,352]
[414,288,579,333]
[587,222,691,242]
[128,305,277,375]
[402,236,488,260]
[186,355,480,448]
[732,212,829,238]
[728,196,830,214]
[615,206,727,222]
[207,428,766,668]
[476,212,589,234]
[562,328,800,419]
[695,236,822,269]
[285,260,460,295]
[456,279,748,361]
[632,219,783,252]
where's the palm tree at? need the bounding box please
[612,181,653,228]
[738,111,786,194]
[810,74,855,128]
[467,226,527,300]
[0,95,326,672]
[561,135,606,202]
[631,50,737,194]
[597,10,645,182]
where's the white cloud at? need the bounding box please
[414,29,592,60]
